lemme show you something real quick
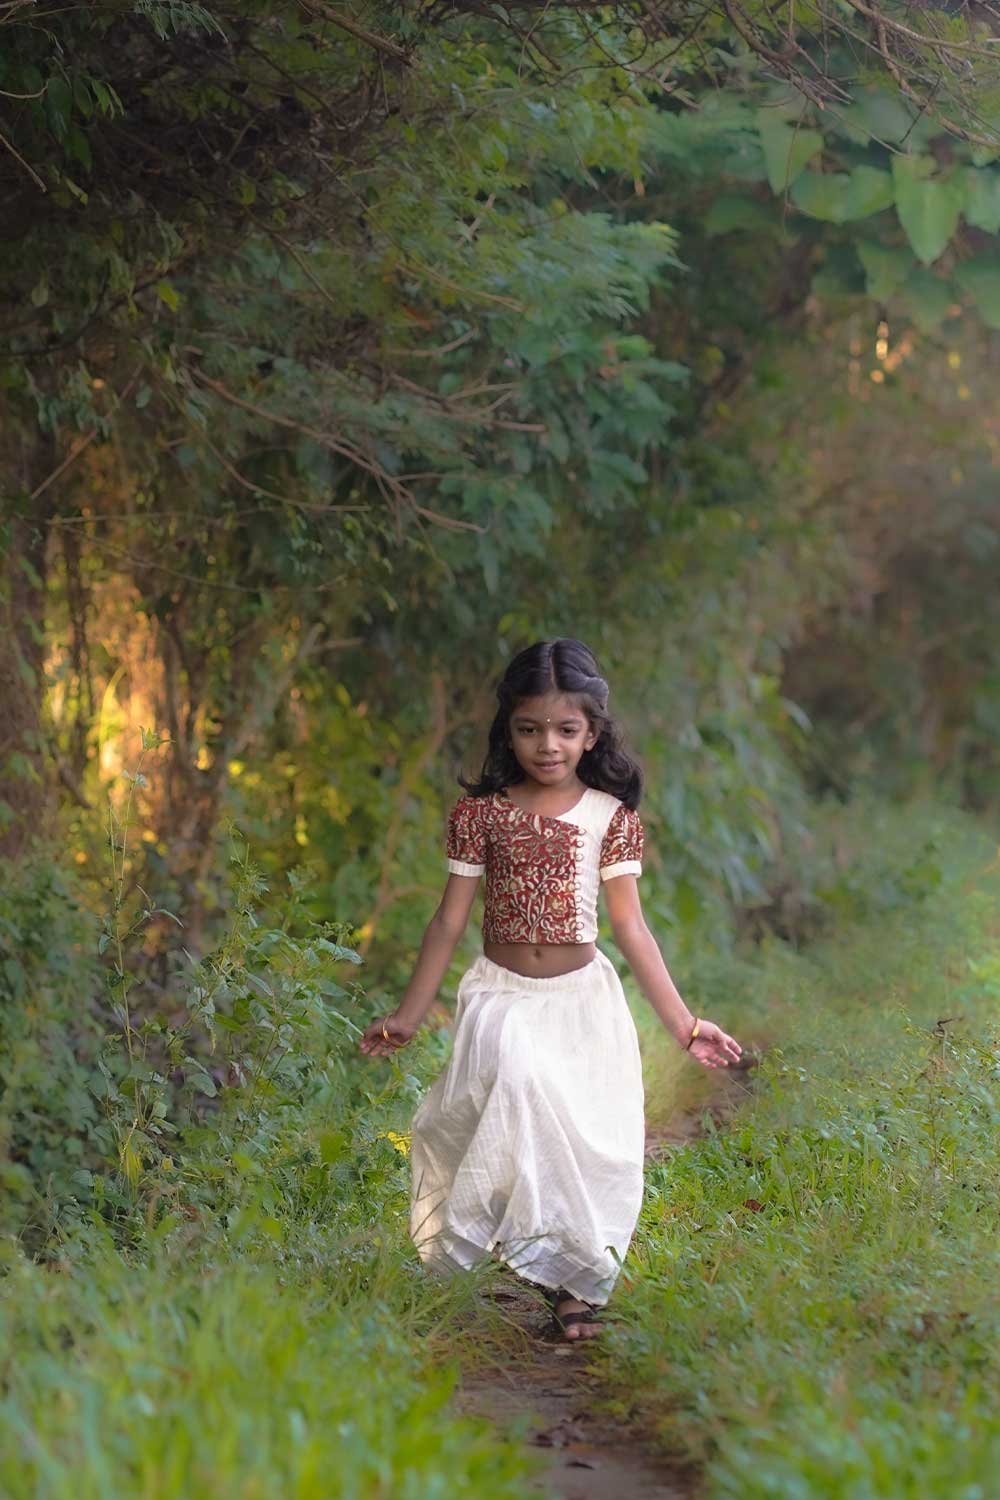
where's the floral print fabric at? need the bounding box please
[598,802,645,878]
[445,788,643,945]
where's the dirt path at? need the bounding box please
[453,1068,752,1499]
[455,1278,696,1499]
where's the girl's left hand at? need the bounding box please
[686,1018,742,1069]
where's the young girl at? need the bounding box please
[359,638,741,1341]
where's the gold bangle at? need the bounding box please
[381,1019,391,1042]
[685,1017,701,1051]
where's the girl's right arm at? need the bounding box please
[358,873,480,1057]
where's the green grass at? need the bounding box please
[597,800,1000,1498]
[0,1220,537,1498]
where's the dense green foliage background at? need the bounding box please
[2,0,1000,1493]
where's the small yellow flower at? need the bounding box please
[383,1131,410,1156]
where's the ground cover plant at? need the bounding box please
[0,1243,535,1499]
[601,799,1000,1498]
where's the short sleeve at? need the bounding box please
[445,796,487,877]
[599,803,644,881]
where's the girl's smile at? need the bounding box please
[508,692,598,791]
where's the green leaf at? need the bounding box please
[755,113,823,195]
[45,75,72,140]
[61,175,88,206]
[789,171,850,223]
[319,1129,349,1164]
[843,88,922,147]
[703,194,777,236]
[73,77,95,120]
[892,157,962,266]
[857,242,913,302]
[961,168,1000,235]
[811,244,862,298]
[841,167,895,221]
[791,167,894,224]
[898,268,952,332]
[544,417,570,463]
[6,750,41,784]
[478,534,499,594]
[156,280,181,312]
[953,258,1000,330]
[17,555,42,588]
[91,80,120,117]
[66,124,92,172]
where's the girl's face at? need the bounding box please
[507,692,598,786]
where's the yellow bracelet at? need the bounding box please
[685,1017,701,1050]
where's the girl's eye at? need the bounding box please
[513,725,583,736]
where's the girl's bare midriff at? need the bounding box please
[483,940,597,979]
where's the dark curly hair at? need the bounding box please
[460,638,643,809]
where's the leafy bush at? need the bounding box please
[0,856,106,1242]
[0,803,532,1494]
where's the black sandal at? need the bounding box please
[546,1288,601,1340]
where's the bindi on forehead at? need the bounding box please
[514,695,582,720]
[512,705,587,727]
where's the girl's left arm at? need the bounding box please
[604,875,742,1070]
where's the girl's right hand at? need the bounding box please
[358,1013,417,1057]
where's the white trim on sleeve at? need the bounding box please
[599,859,642,882]
[447,858,486,877]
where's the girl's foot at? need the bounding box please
[552,1291,600,1340]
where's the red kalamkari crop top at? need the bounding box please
[445,786,644,945]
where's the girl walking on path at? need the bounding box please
[359,639,741,1341]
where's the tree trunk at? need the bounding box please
[0,498,52,860]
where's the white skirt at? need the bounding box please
[409,948,646,1305]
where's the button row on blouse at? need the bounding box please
[575,837,585,938]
